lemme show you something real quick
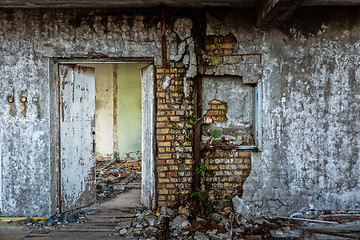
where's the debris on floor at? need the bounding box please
[117,206,360,240]
[96,155,142,203]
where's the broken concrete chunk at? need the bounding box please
[170,215,190,230]
[145,215,157,227]
[160,206,174,217]
[119,228,128,235]
[115,221,132,229]
[178,204,191,217]
[194,231,210,240]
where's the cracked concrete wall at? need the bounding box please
[202,76,254,141]
[0,9,191,217]
[205,8,360,217]
[0,6,359,217]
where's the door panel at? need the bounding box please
[140,64,155,209]
[59,65,96,212]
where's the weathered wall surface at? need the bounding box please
[0,7,359,217]
[0,9,174,217]
[202,76,254,140]
[205,8,360,217]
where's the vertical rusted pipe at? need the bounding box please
[161,7,167,68]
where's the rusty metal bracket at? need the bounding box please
[20,96,27,103]
[7,96,14,103]
[32,96,39,103]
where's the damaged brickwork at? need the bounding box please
[155,66,196,207]
[201,149,252,210]
[0,6,359,219]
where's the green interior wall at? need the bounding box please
[116,63,147,159]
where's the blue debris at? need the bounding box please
[87,211,97,215]
[46,216,58,224]
[66,214,77,223]
[102,185,113,192]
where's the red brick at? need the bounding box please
[166,172,175,177]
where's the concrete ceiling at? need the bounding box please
[1,0,360,8]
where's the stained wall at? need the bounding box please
[0,7,359,218]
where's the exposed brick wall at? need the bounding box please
[205,33,237,56]
[155,66,196,207]
[202,149,252,210]
[204,99,228,122]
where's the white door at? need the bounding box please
[59,65,96,212]
[140,64,155,209]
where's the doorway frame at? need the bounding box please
[49,57,155,214]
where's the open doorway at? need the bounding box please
[56,61,155,213]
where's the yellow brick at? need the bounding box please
[238,151,251,157]
[157,166,168,171]
[158,178,170,183]
[158,153,172,159]
[158,189,168,194]
[157,116,169,122]
[158,142,171,147]
[185,159,193,165]
[157,129,169,134]
[208,165,218,170]
[169,165,178,171]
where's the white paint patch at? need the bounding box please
[162,76,171,90]
[141,65,155,209]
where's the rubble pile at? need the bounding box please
[117,206,277,240]
[12,210,97,233]
[118,206,360,239]
[96,156,142,203]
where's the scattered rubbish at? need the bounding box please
[96,155,142,203]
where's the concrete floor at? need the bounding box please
[0,189,142,240]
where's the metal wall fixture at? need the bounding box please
[20,96,27,103]
[32,96,39,103]
[7,96,14,103]
[20,95,27,117]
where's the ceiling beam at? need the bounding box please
[257,0,304,28]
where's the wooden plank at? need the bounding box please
[257,0,304,28]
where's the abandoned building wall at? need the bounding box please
[0,7,359,218]
[204,8,360,217]
[0,9,190,217]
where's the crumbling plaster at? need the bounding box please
[205,8,360,218]
[0,6,359,218]
[0,9,194,216]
